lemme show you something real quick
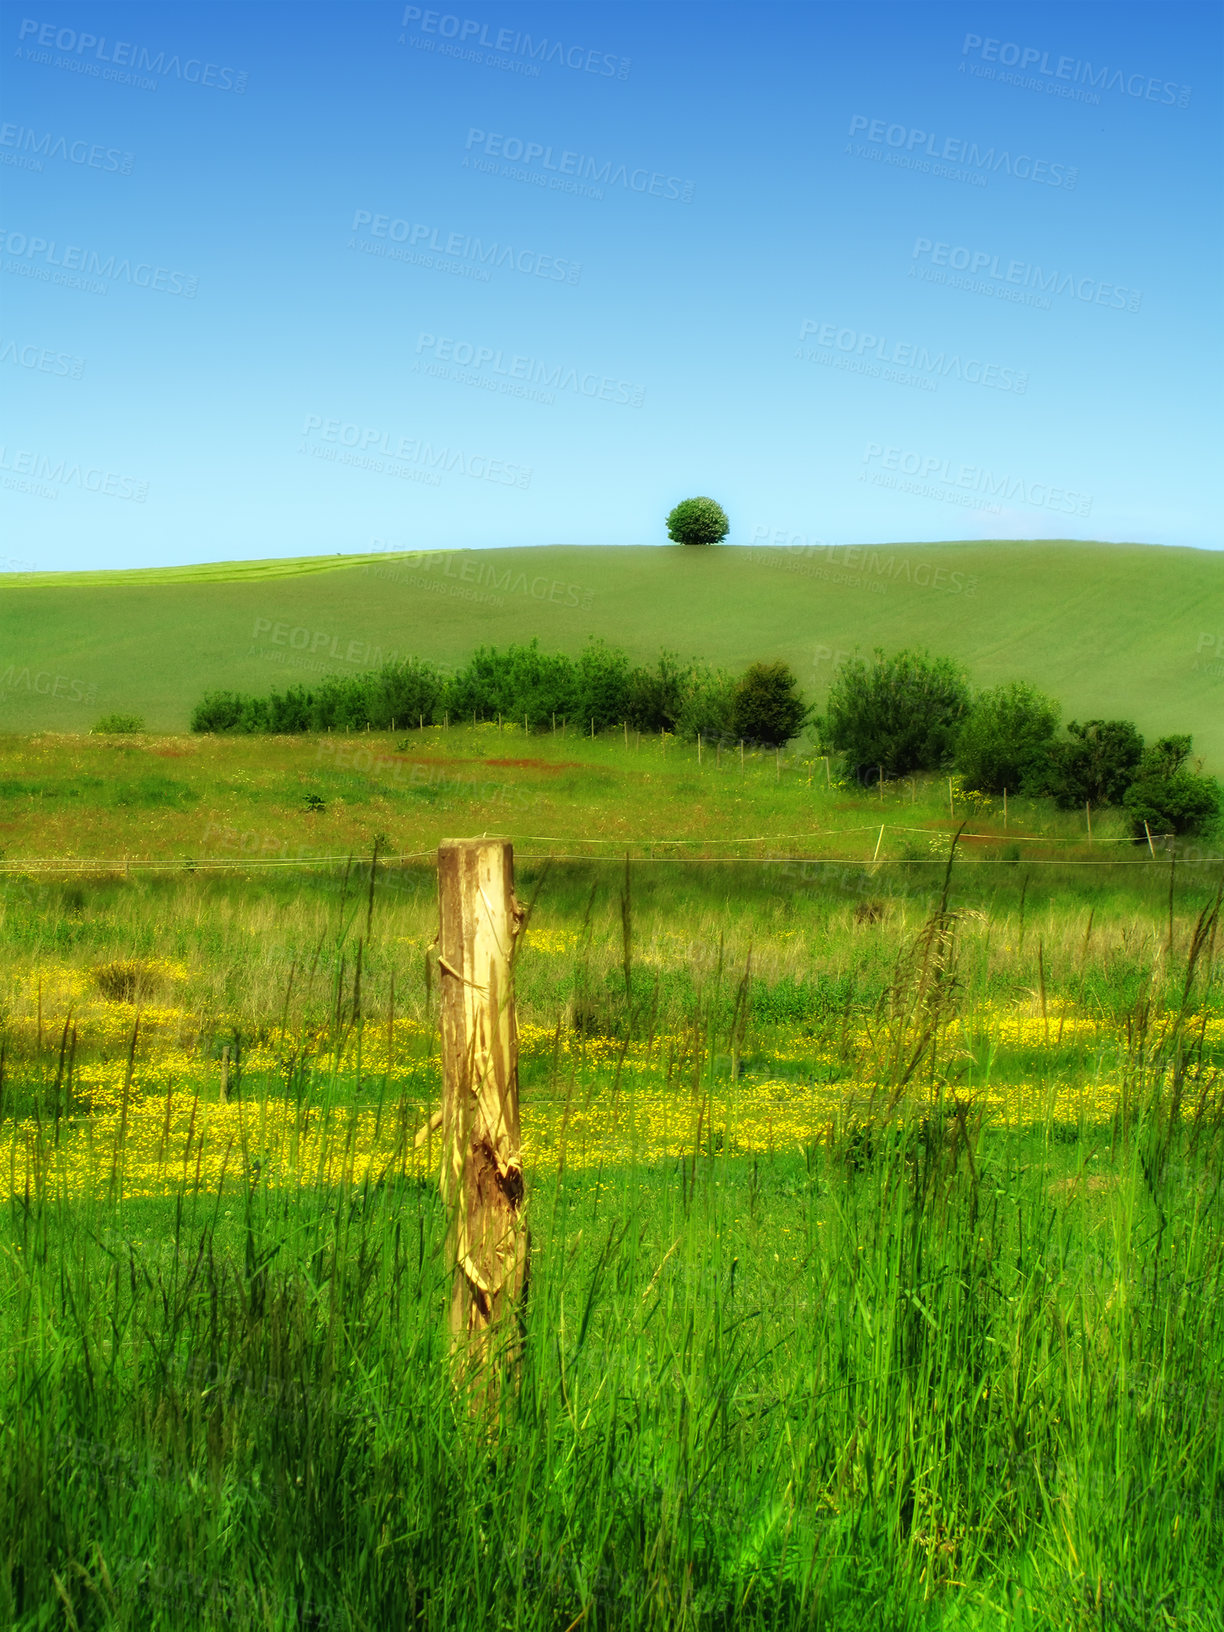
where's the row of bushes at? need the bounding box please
[190,639,1220,838]
[190,640,807,747]
[819,650,1220,837]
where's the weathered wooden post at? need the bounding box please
[436,839,529,1401]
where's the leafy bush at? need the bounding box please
[624,651,694,734]
[191,660,448,735]
[730,661,808,747]
[190,691,252,733]
[447,639,629,732]
[954,681,1061,794]
[91,713,144,734]
[449,641,555,729]
[263,686,314,733]
[572,640,635,732]
[369,657,448,729]
[665,496,729,546]
[674,665,737,743]
[1122,736,1220,837]
[1041,719,1144,808]
[822,648,970,780]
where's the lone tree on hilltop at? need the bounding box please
[666,496,729,546]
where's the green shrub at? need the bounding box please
[445,640,673,735]
[91,713,144,734]
[665,496,729,546]
[674,665,736,743]
[954,681,1061,794]
[822,648,970,780]
[368,657,448,729]
[572,640,635,732]
[730,661,808,747]
[190,692,248,733]
[624,651,694,734]
[191,660,448,735]
[1122,736,1221,836]
[1041,719,1144,808]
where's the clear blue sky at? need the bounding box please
[2,0,1220,569]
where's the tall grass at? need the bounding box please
[2,865,1223,1628]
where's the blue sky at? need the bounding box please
[1,0,1220,569]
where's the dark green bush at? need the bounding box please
[1041,719,1145,808]
[1122,736,1220,836]
[190,692,248,732]
[572,640,635,732]
[730,661,808,747]
[624,652,693,734]
[822,649,970,780]
[448,640,569,730]
[954,681,1061,794]
[191,660,447,735]
[369,658,449,729]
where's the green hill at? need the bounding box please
[3,541,1222,767]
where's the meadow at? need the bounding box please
[3,541,1223,767]
[2,719,1223,1628]
[0,718,1176,864]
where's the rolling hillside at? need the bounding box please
[2,541,1222,767]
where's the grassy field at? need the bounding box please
[3,541,1223,767]
[3,555,1224,1627]
[2,842,1223,1628]
[0,720,1158,864]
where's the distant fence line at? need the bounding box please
[0,825,1208,881]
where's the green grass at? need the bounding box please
[0,721,1201,866]
[6,1130,1223,1630]
[3,542,1222,767]
[3,861,1223,1630]
[2,626,1223,1626]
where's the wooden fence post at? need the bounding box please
[437,838,529,1401]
